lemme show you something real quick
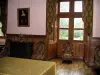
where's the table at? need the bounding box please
[0,57,56,75]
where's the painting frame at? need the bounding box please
[17,8,30,27]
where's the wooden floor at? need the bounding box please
[50,59,96,75]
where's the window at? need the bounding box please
[0,22,3,36]
[0,6,4,37]
[74,1,82,12]
[74,18,84,40]
[59,18,69,40]
[60,2,70,12]
[58,0,84,41]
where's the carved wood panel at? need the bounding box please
[57,41,84,59]
[73,43,84,59]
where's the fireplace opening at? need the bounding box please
[9,41,33,59]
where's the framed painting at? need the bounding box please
[17,8,30,27]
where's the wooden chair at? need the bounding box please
[62,43,73,62]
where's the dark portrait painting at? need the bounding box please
[17,8,30,27]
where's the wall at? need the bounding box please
[7,0,46,35]
[93,0,100,37]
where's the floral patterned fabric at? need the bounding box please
[83,0,93,36]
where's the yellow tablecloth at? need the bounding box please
[0,57,56,75]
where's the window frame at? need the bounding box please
[59,18,69,40]
[58,0,84,42]
[0,5,4,38]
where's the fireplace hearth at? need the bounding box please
[9,41,33,59]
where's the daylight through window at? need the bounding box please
[58,0,84,41]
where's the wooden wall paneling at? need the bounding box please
[73,43,84,59]
[7,34,47,60]
[57,43,62,57]
[57,40,68,58]
[73,43,76,58]
[79,43,84,59]
[48,43,52,59]
[84,37,92,66]
[73,43,78,59]
[84,43,89,63]
[90,37,100,66]
[57,41,84,60]
[7,34,57,60]
[52,41,57,57]
[48,41,57,59]
[84,37,100,66]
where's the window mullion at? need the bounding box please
[69,0,74,41]
[69,18,74,41]
[70,0,74,13]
